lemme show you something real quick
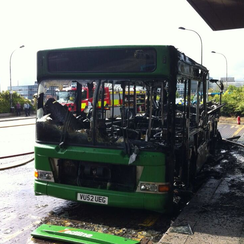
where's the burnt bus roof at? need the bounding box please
[37,45,208,82]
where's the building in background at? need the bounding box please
[8,82,38,100]
[209,77,244,90]
[177,80,200,97]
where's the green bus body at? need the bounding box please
[35,144,170,212]
[34,45,220,213]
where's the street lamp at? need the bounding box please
[211,51,228,88]
[178,27,203,65]
[9,45,25,110]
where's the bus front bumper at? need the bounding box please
[34,180,172,213]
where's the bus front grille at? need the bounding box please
[54,159,137,192]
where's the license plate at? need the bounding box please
[77,193,108,205]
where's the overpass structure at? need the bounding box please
[187,0,244,31]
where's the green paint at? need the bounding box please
[32,224,139,244]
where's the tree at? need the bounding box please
[221,85,244,116]
[0,91,33,114]
[208,85,244,116]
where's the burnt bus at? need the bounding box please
[34,45,221,213]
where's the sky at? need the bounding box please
[1,0,244,91]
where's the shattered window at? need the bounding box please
[36,79,169,151]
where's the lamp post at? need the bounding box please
[211,51,228,88]
[9,45,25,110]
[178,27,203,65]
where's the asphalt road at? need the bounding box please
[0,116,35,170]
[218,123,244,139]
[0,161,67,244]
[0,117,35,158]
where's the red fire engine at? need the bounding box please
[56,85,146,116]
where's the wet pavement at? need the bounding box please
[0,154,34,170]
[159,141,244,243]
[0,114,35,170]
[0,161,68,244]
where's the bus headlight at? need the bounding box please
[34,170,54,182]
[140,183,158,192]
[137,182,170,194]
